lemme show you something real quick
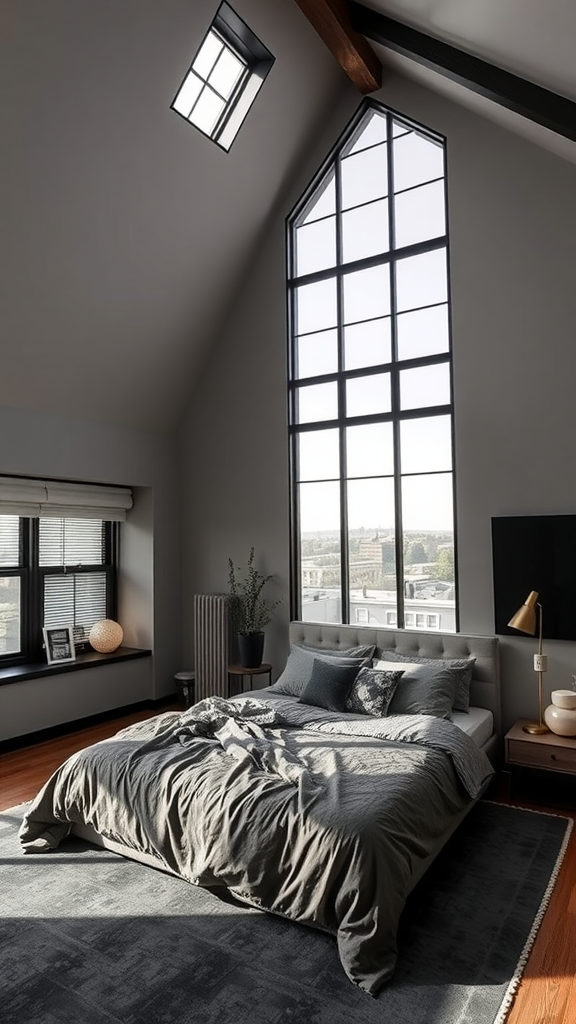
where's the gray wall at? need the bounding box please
[178,72,576,734]
[0,405,181,739]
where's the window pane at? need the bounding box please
[301,173,336,224]
[39,519,105,567]
[343,266,390,324]
[396,248,448,313]
[193,32,223,79]
[342,200,389,262]
[393,131,444,191]
[44,573,107,642]
[296,328,338,378]
[347,373,391,417]
[348,479,396,599]
[296,382,338,423]
[399,363,451,411]
[299,481,342,622]
[295,216,336,276]
[298,429,340,481]
[0,516,20,566]
[209,46,244,99]
[0,576,20,654]
[296,279,337,334]
[172,72,203,117]
[401,473,454,532]
[346,112,387,155]
[395,180,445,249]
[397,305,449,360]
[347,422,394,477]
[341,144,388,208]
[400,415,452,474]
[191,87,225,134]
[344,317,391,370]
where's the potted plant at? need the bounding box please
[227,547,281,668]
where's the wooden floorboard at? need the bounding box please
[1,708,575,1024]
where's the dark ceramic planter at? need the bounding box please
[237,631,265,669]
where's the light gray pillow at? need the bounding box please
[373,650,476,713]
[386,662,462,720]
[270,642,375,697]
[345,667,404,717]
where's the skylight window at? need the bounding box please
[171,2,274,151]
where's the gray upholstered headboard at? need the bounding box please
[288,621,501,740]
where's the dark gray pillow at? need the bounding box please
[386,663,462,719]
[270,642,375,697]
[374,650,476,713]
[299,658,360,712]
[345,667,404,717]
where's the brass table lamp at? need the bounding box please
[508,590,549,735]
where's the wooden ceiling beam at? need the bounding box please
[293,0,382,95]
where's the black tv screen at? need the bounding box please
[491,514,576,641]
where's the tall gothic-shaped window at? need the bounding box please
[286,100,457,631]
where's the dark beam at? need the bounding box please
[294,0,382,95]
[350,1,576,144]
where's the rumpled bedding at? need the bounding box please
[19,694,494,995]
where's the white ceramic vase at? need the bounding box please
[543,689,576,737]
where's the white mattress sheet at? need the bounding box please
[452,706,494,748]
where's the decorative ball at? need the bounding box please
[89,619,124,653]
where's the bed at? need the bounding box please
[19,621,500,996]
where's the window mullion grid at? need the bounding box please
[286,201,303,618]
[386,112,406,629]
[212,63,250,142]
[335,154,350,624]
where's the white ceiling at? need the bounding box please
[2,1,575,433]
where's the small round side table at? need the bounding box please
[227,662,272,697]
[174,671,196,708]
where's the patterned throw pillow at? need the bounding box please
[345,667,404,717]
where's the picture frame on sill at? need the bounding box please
[43,626,76,665]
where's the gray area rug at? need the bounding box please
[0,800,571,1024]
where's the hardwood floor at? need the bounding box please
[1,709,575,1024]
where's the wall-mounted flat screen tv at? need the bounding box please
[491,514,576,641]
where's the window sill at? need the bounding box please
[0,647,152,687]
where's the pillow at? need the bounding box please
[373,651,476,713]
[382,662,463,719]
[270,642,375,697]
[299,658,360,712]
[345,667,404,717]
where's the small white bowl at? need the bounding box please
[551,689,576,710]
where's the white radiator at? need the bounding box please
[193,594,231,700]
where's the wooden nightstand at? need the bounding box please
[505,720,576,803]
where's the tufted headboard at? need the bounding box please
[288,620,501,743]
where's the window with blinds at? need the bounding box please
[0,516,22,657]
[39,519,110,646]
[0,513,118,666]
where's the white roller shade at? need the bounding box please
[0,476,133,521]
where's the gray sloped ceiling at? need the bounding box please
[0,0,347,432]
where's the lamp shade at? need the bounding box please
[508,590,539,635]
[89,619,124,653]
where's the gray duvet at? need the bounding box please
[19,694,494,995]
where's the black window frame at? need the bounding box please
[285,97,459,630]
[170,1,275,152]
[0,517,118,668]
